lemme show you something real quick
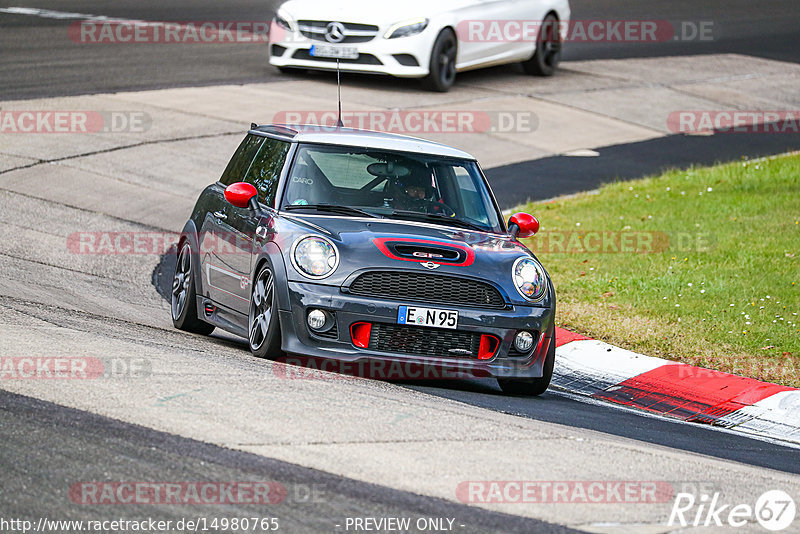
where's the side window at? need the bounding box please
[452,165,488,224]
[219,134,264,186]
[244,138,291,207]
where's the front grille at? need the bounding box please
[297,20,379,43]
[292,49,383,65]
[349,272,506,309]
[369,323,480,358]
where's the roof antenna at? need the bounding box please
[336,59,344,128]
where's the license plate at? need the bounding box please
[309,44,359,59]
[397,306,458,330]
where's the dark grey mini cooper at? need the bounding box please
[172,124,555,395]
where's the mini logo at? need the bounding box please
[421,261,440,270]
[412,251,445,259]
[325,22,346,43]
[448,349,472,355]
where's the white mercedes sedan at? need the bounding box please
[268,0,570,91]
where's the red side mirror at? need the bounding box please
[224,182,258,209]
[509,212,539,239]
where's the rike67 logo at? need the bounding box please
[669,490,796,531]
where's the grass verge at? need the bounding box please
[520,153,800,387]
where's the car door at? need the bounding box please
[219,136,291,315]
[510,0,553,61]
[454,0,494,67]
[456,0,528,67]
[200,133,264,310]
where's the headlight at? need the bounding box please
[384,18,429,39]
[292,236,339,279]
[274,9,295,32]
[513,257,547,301]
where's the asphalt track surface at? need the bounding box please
[1,0,799,100]
[3,0,798,204]
[486,129,800,205]
[0,391,574,534]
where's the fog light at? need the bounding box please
[514,331,534,352]
[307,309,327,331]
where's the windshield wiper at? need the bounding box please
[284,204,381,219]
[389,210,488,232]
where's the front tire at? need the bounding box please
[498,330,555,396]
[521,13,562,77]
[248,263,283,359]
[422,29,458,92]
[171,242,215,335]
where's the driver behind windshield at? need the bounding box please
[390,166,449,215]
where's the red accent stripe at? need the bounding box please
[555,327,591,347]
[594,363,796,423]
[372,237,475,267]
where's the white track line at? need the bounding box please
[0,6,147,23]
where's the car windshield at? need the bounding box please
[281,144,503,232]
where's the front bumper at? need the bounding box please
[279,281,555,379]
[269,30,434,78]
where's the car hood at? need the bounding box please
[278,0,479,26]
[276,214,549,306]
